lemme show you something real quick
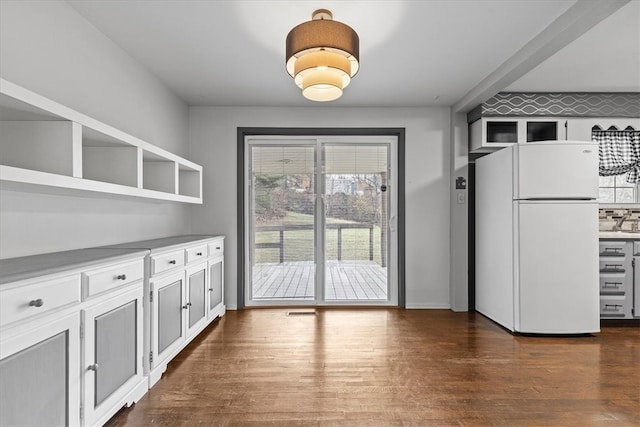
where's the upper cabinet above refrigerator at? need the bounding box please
[470,117,566,153]
[566,118,640,142]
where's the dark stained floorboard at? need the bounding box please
[105,309,640,426]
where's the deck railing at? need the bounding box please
[255,223,375,264]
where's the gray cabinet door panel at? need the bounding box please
[158,280,182,354]
[189,270,206,328]
[94,300,137,406]
[210,261,223,309]
[0,332,68,426]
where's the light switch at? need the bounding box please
[457,193,465,204]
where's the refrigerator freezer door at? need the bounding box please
[515,201,600,333]
[515,142,598,200]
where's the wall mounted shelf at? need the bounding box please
[0,78,202,204]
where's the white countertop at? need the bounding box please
[0,248,149,285]
[101,235,221,251]
[0,235,224,285]
[599,231,640,239]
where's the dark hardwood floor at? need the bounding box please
[105,309,640,426]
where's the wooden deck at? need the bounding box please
[252,260,387,300]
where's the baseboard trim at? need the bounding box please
[405,303,451,309]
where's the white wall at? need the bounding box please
[449,112,469,311]
[189,107,451,309]
[0,0,191,258]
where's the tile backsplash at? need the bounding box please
[599,208,640,231]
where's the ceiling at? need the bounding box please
[66,0,639,109]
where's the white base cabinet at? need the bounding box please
[599,239,640,319]
[0,249,148,427]
[0,236,224,425]
[105,235,226,388]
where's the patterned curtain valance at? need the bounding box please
[597,128,640,183]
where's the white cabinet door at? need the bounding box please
[82,286,144,427]
[185,263,208,337]
[208,258,224,319]
[151,271,186,368]
[0,313,80,427]
[566,118,640,142]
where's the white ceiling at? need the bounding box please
[66,0,639,109]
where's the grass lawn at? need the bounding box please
[254,211,383,264]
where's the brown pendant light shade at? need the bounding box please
[286,9,359,102]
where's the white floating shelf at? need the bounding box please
[0,79,203,204]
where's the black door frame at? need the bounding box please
[237,127,406,309]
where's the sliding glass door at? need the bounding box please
[245,137,396,306]
[323,144,390,301]
[249,143,317,301]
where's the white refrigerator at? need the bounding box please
[475,141,600,334]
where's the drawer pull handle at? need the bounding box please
[182,302,192,309]
[604,304,623,310]
[603,282,622,288]
[197,252,203,256]
[87,364,99,372]
[604,248,622,253]
[603,264,623,271]
[208,288,213,291]
[216,247,221,250]
[169,260,177,265]
[116,274,127,280]
[29,299,44,308]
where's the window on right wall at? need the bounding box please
[599,175,638,203]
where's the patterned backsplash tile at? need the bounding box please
[599,208,640,231]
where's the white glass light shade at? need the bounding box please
[301,69,344,102]
[285,9,359,102]
[292,50,352,101]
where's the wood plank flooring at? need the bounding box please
[252,261,387,300]
[105,309,640,427]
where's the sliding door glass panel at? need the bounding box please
[323,144,389,301]
[250,145,316,301]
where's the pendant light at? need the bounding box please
[286,9,359,102]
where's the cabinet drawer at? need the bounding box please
[185,244,208,265]
[600,295,633,319]
[208,240,224,258]
[0,275,80,327]
[599,275,629,295]
[599,241,628,257]
[599,259,627,273]
[151,250,185,276]
[82,259,144,299]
